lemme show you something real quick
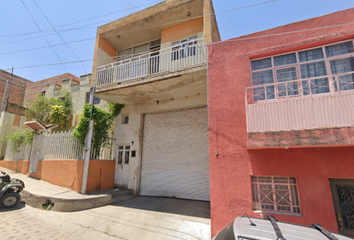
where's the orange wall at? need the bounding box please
[98,36,117,60]
[161,17,203,44]
[87,160,115,193]
[1,159,115,193]
[0,160,29,174]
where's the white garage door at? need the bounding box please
[140,106,210,201]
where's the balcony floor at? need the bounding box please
[95,68,207,104]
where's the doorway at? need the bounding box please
[114,145,130,187]
[329,179,354,238]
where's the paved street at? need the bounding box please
[0,197,211,240]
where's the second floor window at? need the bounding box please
[251,40,354,101]
[171,36,198,60]
[86,92,101,105]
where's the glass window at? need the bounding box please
[251,176,301,214]
[251,58,271,71]
[326,41,354,57]
[276,67,299,97]
[252,70,274,100]
[85,92,101,105]
[122,116,129,124]
[330,57,354,91]
[133,43,149,55]
[298,48,324,62]
[300,61,329,95]
[252,70,273,86]
[274,53,296,67]
[118,48,132,60]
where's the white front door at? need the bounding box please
[115,145,130,186]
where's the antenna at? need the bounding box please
[245,212,257,226]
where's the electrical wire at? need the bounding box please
[32,0,88,74]
[20,0,67,73]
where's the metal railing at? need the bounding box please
[90,136,115,160]
[246,71,354,104]
[42,131,83,160]
[96,40,207,87]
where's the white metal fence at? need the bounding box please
[96,40,208,87]
[90,136,115,160]
[42,131,83,160]
[246,72,354,132]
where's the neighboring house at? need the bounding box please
[24,73,106,129]
[207,8,354,238]
[0,69,32,159]
[91,0,220,200]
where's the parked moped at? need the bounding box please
[0,171,24,208]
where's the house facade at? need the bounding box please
[91,0,220,201]
[208,8,354,238]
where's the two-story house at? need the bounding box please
[208,8,354,238]
[91,0,220,201]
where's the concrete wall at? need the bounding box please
[0,111,28,159]
[112,86,207,194]
[207,7,354,237]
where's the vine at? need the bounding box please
[73,103,124,158]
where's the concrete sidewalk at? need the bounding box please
[0,166,134,212]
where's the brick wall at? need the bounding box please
[0,69,31,110]
[24,73,80,103]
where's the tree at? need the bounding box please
[26,91,73,131]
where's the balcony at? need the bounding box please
[246,71,354,133]
[95,40,207,88]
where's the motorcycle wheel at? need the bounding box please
[1,192,21,208]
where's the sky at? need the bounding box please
[1,0,353,82]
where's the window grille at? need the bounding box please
[171,36,198,60]
[251,176,301,214]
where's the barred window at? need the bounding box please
[251,176,301,214]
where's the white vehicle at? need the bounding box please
[213,215,353,240]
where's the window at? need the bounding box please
[117,145,130,164]
[250,40,354,100]
[117,39,161,61]
[85,92,101,105]
[122,115,129,124]
[171,36,198,60]
[41,91,46,96]
[251,176,301,214]
[59,97,65,101]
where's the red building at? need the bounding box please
[207,8,354,238]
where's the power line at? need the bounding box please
[0,0,161,41]
[3,26,354,71]
[32,0,88,74]
[20,0,67,72]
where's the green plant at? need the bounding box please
[4,130,35,152]
[73,103,124,159]
[25,91,73,131]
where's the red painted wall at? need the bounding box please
[207,8,354,237]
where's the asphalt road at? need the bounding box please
[0,197,211,240]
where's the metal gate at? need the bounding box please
[28,134,45,174]
[330,179,354,238]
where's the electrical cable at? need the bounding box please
[20,0,67,73]
[32,0,88,74]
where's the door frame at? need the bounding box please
[114,144,131,187]
[329,178,354,237]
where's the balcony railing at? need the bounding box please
[96,40,207,87]
[246,72,354,132]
